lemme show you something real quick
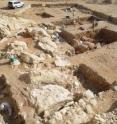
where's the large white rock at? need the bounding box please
[8,41,28,52]
[47,104,91,124]
[83,90,95,99]
[38,37,57,54]
[31,27,50,37]
[46,90,97,124]
[0,15,35,39]
[18,27,50,39]
[54,56,71,67]
[29,68,78,88]
[20,51,44,64]
[29,85,73,114]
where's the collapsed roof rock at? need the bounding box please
[0,15,35,39]
[46,90,97,124]
[20,51,45,64]
[8,41,28,52]
[18,27,50,39]
[29,84,73,114]
[47,104,93,124]
[84,41,96,49]
[54,56,71,67]
[92,108,117,124]
[31,27,50,38]
[39,22,56,30]
[38,37,57,55]
[29,68,79,87]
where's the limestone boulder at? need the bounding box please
[18,27,51,39]
[8,41,28,52]
[29,85,73,114]
[92,108,117,124]
[0,15,35,39]
[84,41,96,49]
[29,68,79,89]
[29,69,69,85]
[54,56,71,67]
[47,103,94,124]
[76,44,89,53]
[38,37,57,54]
[31,27,50,38]
[46,90,97,124]
[20,51,44,64]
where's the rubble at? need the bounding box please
[29,68,75,86]
[18,27,50,39]
[20,51,45,64]
[54,56,71,67]
[0,15,35,39]
[29,85,73,114]
[8,40,28,52]
[45,90,97,124]
[38,37,57,55]
[92,108,117,124]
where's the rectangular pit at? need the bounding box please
[60,27,117,54]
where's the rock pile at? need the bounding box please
[0,15,35,39]
[20,51,45,64]
[73,36,96,53]
[29,85,73,114]
[28,67,83,94]
[45,90,97,124]
[92,108,117,124]
[8,40,28,52]
[38,37,57,55]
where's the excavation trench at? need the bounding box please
[0,75,25,124]
[37,12,54,18]
[60,28,117,54]
[75,64,110,94]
